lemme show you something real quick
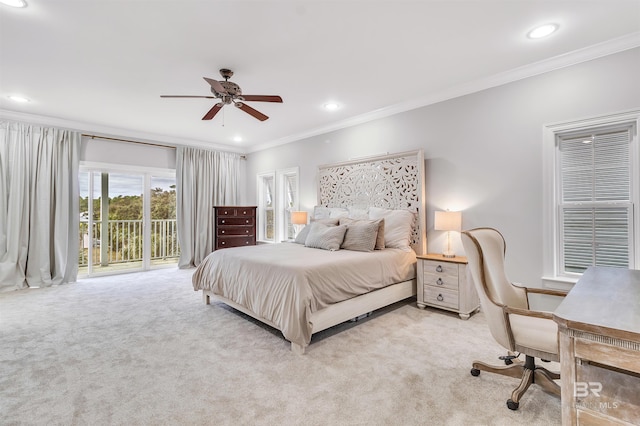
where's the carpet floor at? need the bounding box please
[1,267,561,425]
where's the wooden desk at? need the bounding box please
[553,267,640,425]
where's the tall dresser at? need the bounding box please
[213,206,257,250]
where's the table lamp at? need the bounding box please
[291,211,308,237]
[434,210,462,258]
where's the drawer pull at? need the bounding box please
[245,241,249,245]
[436,278,443,285]
[246,220,249,223]
[436,265,443,272]
[221,230,225,234]
[243,211,247,214]
[224,211,228,214]
[221,241,225,245]
[437,294,444,302]
[221,220,225,224]
[246,230,249,234]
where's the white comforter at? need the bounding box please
[192,243,416,348]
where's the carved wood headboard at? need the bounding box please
[317,150,426,255]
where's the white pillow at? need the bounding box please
[313,206,349,220]
[348,206,369,220]
[305,222,348,251]
[368,207,414,250]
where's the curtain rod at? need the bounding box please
[82,133,246,159]
[82,134,176,149]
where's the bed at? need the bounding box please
[193,150,426,354]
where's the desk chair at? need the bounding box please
[461,227,567,410]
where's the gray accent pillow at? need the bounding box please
[304,222,347,251]
[339,217,385,250]
[340,220,380,252]
[294,218,340,244]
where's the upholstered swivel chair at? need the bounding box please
[460,227,567,410]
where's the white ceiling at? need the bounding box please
[1,1,639,153]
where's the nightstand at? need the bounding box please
[416,254,479,320]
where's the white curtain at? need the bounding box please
[0,121,80,292]
[176,146,240,268]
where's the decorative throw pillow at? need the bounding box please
[304,222,348,251]
[368,207,414,250]
[293,218,340,244]
[339,217,385,250]
[340,220,380,252]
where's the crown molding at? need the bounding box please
[248,32,640,153]
[2,32,639,156]
[0,109,246,154]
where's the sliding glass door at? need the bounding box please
[79,167,178,276]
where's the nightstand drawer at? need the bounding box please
[423,273,458,290]
[422,260,459,277]
[424,287,459,310]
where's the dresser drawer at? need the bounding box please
[424,287,459,310]
[218,217,255,226]
[216,236,255,249]
[217,226,254,236]
[217,207,255,217]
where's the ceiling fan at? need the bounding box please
[161,68,283,122]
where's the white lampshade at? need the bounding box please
[291,211,308,225]
[434,211,462,232]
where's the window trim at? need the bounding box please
[278,167,300,241]
[256,167,299,243]
[256,171,276,243]
[542,109,640,287]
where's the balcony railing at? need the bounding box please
[79,219,180,267]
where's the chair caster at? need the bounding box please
[504,358,513,365]
[470,368,480,376]
[507,399,519,410]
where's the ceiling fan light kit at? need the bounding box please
[161,69,283,122]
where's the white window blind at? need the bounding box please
[558,127,633,274]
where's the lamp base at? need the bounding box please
[441,250,456,258]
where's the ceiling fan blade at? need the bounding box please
[235,102,268,121]
[160,95,216,99]
[240,95,283,103]
[202,103,224,120]
[203,77,227,94]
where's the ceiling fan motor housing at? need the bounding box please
[211,81,242,104]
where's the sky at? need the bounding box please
[79,172,176,197]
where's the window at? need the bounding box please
[280,170,299,240]
[543,110,639,284]
[257,167,299,242]
[257,172,275,242]
[78,165,178,276]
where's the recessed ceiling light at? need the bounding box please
[8,95,30,103]
[527,24,559,39]
[323,103,340,111]
[233,136,242,142]
[0,0,27,8]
